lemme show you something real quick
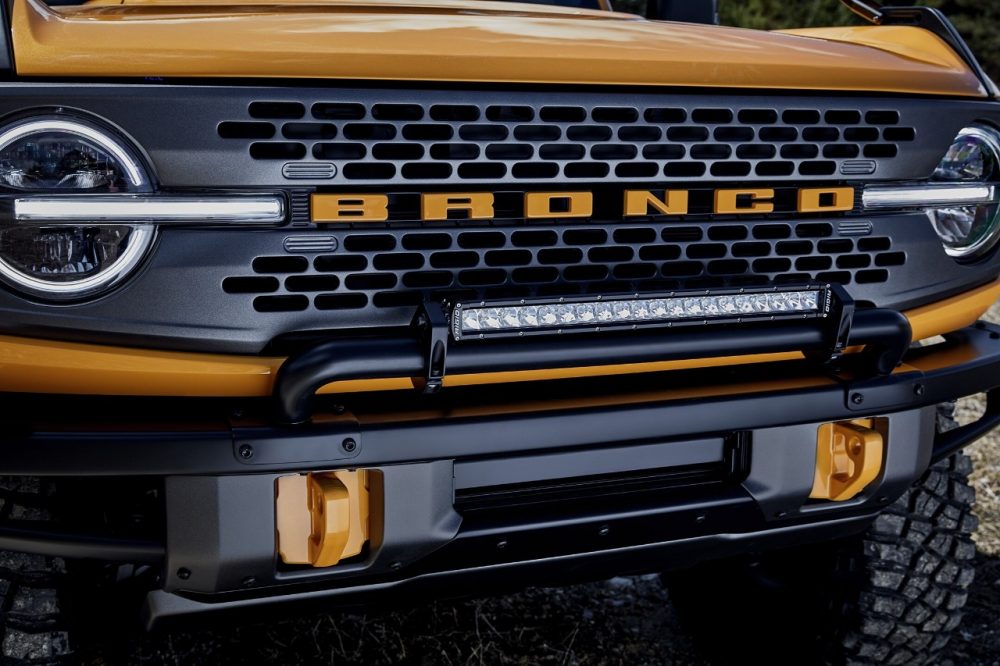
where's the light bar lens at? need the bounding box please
[456,289,823,338]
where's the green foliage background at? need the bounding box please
[613,1,999,84]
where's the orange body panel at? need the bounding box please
[905,280,1000,341]
[10,0,984,96]
[1,281,997,398]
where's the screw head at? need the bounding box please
[241,576,256,587]
[914,383,925,397]
[342,438,358,453]
[237,444,254,460]
[176,568,191,580]
[851,392,865,405]
[496,539,508,550]
[389,561,403,571]
[598,525,610,537]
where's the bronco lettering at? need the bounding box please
[311,187,855,222]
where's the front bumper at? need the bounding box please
[3,323,1000,627]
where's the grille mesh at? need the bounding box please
[218,101,914,184]
[223,223,903,314]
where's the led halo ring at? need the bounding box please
[0,224,155,298]
[949,124,1000,258]
[931,124,1000,260]
[954,124,1000,181]
[0,117,151,190]
[0,117,157,300]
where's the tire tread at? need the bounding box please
[838,452,977,665]
[0,478,72,666]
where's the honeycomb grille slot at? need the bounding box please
[218,101,916,184]
[222,223,904,314]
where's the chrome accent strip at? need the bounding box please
[14,195,286,224]
[838,221,874,236]
[862,183,997,210]
[283,236,338,253]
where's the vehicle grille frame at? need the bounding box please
[210,89,950,187]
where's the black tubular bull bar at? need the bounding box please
[274,286,912,424]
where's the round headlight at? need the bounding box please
[929,125,1000,260]
[0,117,155,300]
[927,203,1000,259]
[933,126,998,182]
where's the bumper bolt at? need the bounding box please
[390,561,402,571]
[850,392,865,405]
[914,383,925,397]
[497,539,508,550]
[176,568,191,580]
[598,525,610,537]
[237,444,254,460]
[342,438,358,453]
[241,576,256,588]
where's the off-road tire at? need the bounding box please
[833,451,977,665]
[0,477,73,664]
[666,409,977,665]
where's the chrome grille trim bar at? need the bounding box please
[14,195,286,225]
[862,183,997,210]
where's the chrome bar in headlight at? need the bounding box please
[14,195,286,225]
[453,287,829,341]
[861,183,997,210]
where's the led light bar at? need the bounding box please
[862,183,997,210]
[452,287,828,340]
[14,195,286,225]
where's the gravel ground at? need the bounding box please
[84,306,1000,666]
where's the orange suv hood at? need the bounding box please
[10,0,987,96]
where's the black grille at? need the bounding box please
[223,222,904,314]
[218,100,915,184]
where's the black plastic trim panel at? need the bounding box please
[142,515,876,630]
[3,322,1000,476]
[0,1,12,74]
